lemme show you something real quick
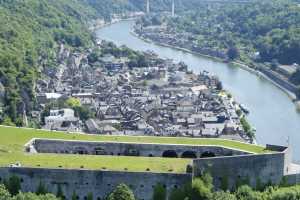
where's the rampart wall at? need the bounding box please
[0,167,192,200]
[193,145,291,189]
[2,141,299,200]
[28,139,250,158]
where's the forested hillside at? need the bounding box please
[1,0,300,124]
[169,0,300,65]
[0,0,155,125]
[0,0,100,125]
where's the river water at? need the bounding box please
[96,20,300,163]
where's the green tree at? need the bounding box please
[220,176,229,191]
[1,116,16,126]
[213,191,237,200]
[87,192,93,200]
[7,175,21,196]
[13,192,59,200]
[74,106,94,121]
[0,184,11,200]
[268,185,300,200]
[190,178,212,200]
[107,184,135,200]
[152,183,166,200]
[202,173,213,187]
[66,98,81,108]
[36,181,47,195]
[56,184,64,199]
[227,47,240,60]
[72,191,77,200]
[240,117,255,139]
[169,188,187,200]
[235,185,262,200]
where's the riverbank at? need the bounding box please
[89,17,141,31]
[131,29,299,102]
[95,19,300,163]
[230,62,297,100]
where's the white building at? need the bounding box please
[44,109,80,132]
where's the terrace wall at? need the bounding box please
[0,167,192,200]
[285,173,300,185]
[29,139,250,158]
[193,145,291,189]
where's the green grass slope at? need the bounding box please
[0,126,270,173]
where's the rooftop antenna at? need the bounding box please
[146,0,150,14]
[172,0,175,17]
[287,136,291,147]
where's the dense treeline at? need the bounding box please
[0,0,153,125]
[169,0,300,64]
[172,0,300,64]
[2,174,300,200]
[0,0,185,125]
[3,0,299,124]
[0,179,135,200]
[83,0,137,21]
[167,0,300,82]
[0,0,97,125]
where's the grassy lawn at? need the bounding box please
[0,126,269,173]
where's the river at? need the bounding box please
[96,20,300,163]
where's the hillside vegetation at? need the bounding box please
[0,0,97,125]
[0,0,190,125]
[166,0,300,88]
[169,0,300,64]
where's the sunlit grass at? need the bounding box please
[0,126,270,172]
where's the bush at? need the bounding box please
[36,181,48,195]
[191,178,213,200]
[240,117,255,139]
[152,183,166,200]
[186,164,193,173]
[235,185,262,200]
[169,188,187,200]
[107,184,135,200]
[0,184,11,200]
[72,191,78,200]
[227,47,240,60]
[87,192,93,200]
[74,106,94,121]
[56,184,64,199]
[213,191,237,200]
[220,176,229,191]
[6,175,21,196]
[66,98,81,108]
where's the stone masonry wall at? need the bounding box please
[285,173,300,185]
[29,139,250,158]
[193,152,287,190]
[0,167,192,200]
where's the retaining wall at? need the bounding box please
[29,139,250,158]
[285,173,300,185]
[193,146,291,189]
[0,167,192,200]
[260,68,297,94]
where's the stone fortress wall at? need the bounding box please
[1,139,300,200]
[193,145,300,189]
[0,167,192,200]
[27,138,250,158]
